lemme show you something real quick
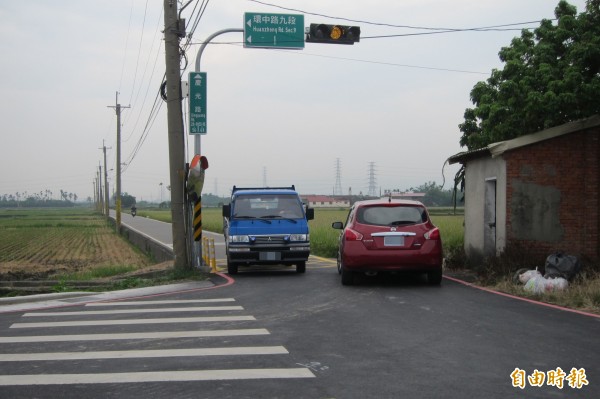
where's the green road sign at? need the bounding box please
[189,72,207,135]
[244,12,304,49]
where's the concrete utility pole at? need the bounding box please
[98,164,103,212]
[101,140,111,219]
[108,92,129,232]
[163,0,189,270]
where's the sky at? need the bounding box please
[0,0,590,202]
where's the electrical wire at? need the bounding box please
[126,0,150,108]
[118,0,135,94]
[247,0,552,33]
[123,7,164,142]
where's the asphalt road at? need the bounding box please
[0,261,598,398]
[0,214,598,398]
[114,209,225,257]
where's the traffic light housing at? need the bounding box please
[306,24,360,45]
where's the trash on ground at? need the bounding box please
[515,267,569,294]
[544,252,582,281]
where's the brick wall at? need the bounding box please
[504,127,599,263]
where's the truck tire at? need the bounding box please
[296,261,306,274]
[227,260,238,275]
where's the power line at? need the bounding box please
[118,0,135,94]
[247,0,549,33]
[126,0,150,106]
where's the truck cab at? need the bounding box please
[222,186,314,274]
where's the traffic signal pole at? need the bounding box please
[193,28,242,155]
[186,28,242,271]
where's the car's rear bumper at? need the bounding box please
[341,242,442,272]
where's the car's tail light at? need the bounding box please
[344,228,363,241]
[424,227,440,240]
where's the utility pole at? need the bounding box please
[163,0,189,270]
[98,164,103,213]
[93,179,97,209]
[108,92,129,232]
[100,140,111,219]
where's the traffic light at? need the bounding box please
[306,24,360,45]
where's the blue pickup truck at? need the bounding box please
[222,186,314,274]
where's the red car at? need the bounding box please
[332,199,443,286]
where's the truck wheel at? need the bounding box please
[296,261,306,273]
[227,261,238,275]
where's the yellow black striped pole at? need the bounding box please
[193,200,202,241]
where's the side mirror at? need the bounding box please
[222,204,230,217]
[332,221,343,229]
[306,208,314,220]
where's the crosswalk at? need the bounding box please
[0,297,315,387]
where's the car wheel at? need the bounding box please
[296,261,306,273]
[427,269,442,285]
[227,260,238,275]
[341,266,354,286]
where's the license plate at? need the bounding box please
[260,252,280,261]
[384,236,404,246]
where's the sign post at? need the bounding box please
[244,12,304,49]
[189,72,207,135]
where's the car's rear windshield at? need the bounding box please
[356,205,427,226]
[233,194,304,219]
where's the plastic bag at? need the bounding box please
[523,275,568,294]
[518,270,541,284]
[544,253,581,280]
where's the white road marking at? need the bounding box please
[0,368,315,385]
[0,328,270,343]
[10,315,256,328]
[23,306,244,317]
[86,298,236,306]
[0,346,288,361]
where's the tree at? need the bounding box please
[409,182,454,207]
[459,0,600,150]
[120,193,137,208]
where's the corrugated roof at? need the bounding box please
[448,114,600,164]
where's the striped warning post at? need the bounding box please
[193,200,202,241]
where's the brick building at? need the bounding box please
[449,115,600,264]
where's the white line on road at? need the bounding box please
[0,346,289,361]
[10,315,256,328]
[0,328,269,343]
[86,298,236,306]
[0,368,315,385]
[23,306,244,317]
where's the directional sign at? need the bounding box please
[189,72,207,135]
[244,12,304,49]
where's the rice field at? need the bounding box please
[0,208,151,279]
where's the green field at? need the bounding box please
[139,207,464,259]
[0,208,151,280]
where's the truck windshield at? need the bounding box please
[233,194,304,219]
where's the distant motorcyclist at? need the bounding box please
[131,205,137,217]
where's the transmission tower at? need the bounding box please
[263,167,267,186]
[334,158,343,196]
[367,161,377,197]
